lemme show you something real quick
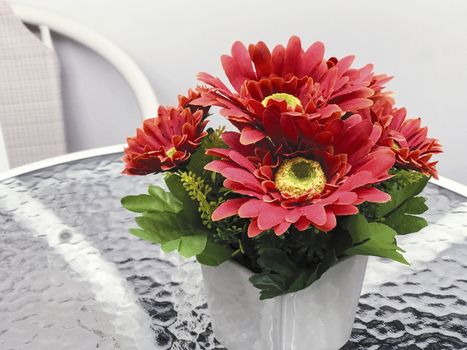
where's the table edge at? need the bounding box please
[1,144,466,198]
[0,144,124,182]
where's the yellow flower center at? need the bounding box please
[166,147,177,158]
[392,141,401,151]
[261,93,302,109]
[275,157,326,198]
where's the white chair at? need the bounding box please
[0,120,9,172]
[0,3,158,171]
[12,4,158,119]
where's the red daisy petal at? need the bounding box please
[212,198,249,221]
[240,127,266,145]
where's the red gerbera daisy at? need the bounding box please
[193,36,377,147]
[123,105,208,175]
[368,73,394,108]
[205,115,395,236]
[178,87,211,117]
[366,100,442,178]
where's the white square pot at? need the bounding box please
[201,255,368,350]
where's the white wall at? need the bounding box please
[9,0,467,184]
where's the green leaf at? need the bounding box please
[249,248,339,300]
[179,235,208,257]
[121,194,163,213]
[164,173,201,225]
[249,273,287,300]
[330,228,354,257]
[165,173,190,203]
[249,248,298,299]
[135,209,208,258]
[134,209,208,247]
[186,145,210,177]
[368,170,429,218]
[383,196,428,234]
[160,238,181,253]
[398,196,429,215]
[286,249,338,294]
[386,215,428,235]
[361,170,430,237]
[129,228,163,244]
[286,270,313,294]
[121,186,183,214]
[124,179,210,261]
[249,248,304,299]
[147,185,182,213]
[135,214,183,242]
[161,234,207,258]
[309,249,338,284]
[187,127,226,176]
[196,240,233,266]
[257,248,297,277]
[343,214,409,265]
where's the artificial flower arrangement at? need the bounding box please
[121,36,442,302]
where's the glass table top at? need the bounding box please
[0,153,466,350]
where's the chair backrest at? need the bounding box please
[0,2,66,169]
[12,4,158,120]
[0,3,158,171]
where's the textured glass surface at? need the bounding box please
[0,154,466,350]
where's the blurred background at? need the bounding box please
[5,0,467,184]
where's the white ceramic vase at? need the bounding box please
[201,255,368,350]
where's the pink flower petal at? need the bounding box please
[335,191,358,205]
[240,127,266,145]
[238,199,263,218]
[190,96,218,107]
[301,41,325,77]
[224,180,263,199]
[340,171,374,191]
[221,167,263,192]
[327,204,358,216]
[247,219,263,238]
[229,150,257,172]
[317,210,337,232]
[231,41,256,80]
[352,148,395,178]
[302,204,327,226]
[294,217,311,231]
[249,41,272,78]
[318,104,341,119]
[212,198,248,221]
[283,36,302,76]
[196,72,231,92]
[204,159,232,173]
[257,205,287,230]
[356,187,391,203]
[271,44,285,75]
[285,208,302,223]
[274,221,291,236]
[338,97,373,111]
[205,148,230,158]
[335,120,373,154]
[221,54,249,92]
[222,131,256,155]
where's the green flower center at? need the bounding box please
[261,93,302,109]
[166,147,177,158]
[275,157,326,198]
